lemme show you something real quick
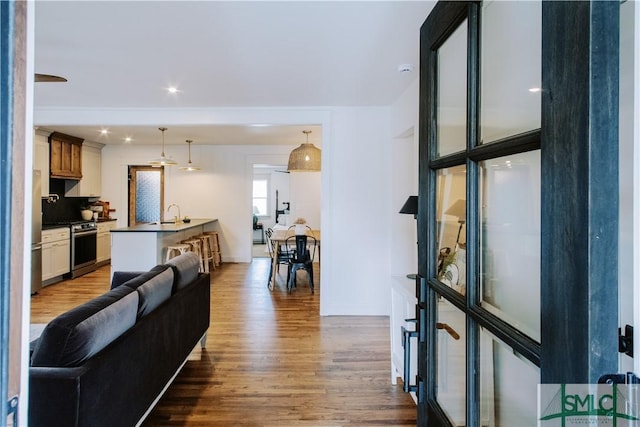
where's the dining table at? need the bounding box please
[268,228,320,290]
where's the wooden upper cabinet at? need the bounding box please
[49,131,83,180]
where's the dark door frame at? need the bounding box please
[417,1,619,425]
[540,1,619,384]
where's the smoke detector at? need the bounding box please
[397,64,415,74]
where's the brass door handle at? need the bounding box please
[436,322,460,340]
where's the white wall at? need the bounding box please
[101,144,297,263]
[289,172,321,229]
[320,106,393,315]
[97,104,405,316]
[619,0,640,375]
[390,79,419,278]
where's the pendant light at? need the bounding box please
[287,130,321,172]
[179,139,201,171]
[149,127,177,166]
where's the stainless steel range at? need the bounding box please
[70,221,98,278]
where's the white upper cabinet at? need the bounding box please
[65,141,103,197]
[34,129,50,196]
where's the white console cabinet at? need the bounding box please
[42,227,70,283]
[390,275,418,403]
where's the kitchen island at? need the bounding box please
[110,218,218,275]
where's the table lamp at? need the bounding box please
[444,199,466,248]
[399,195,418,218]
[399,195,418,279]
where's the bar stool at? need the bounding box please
[203,231,221,267]
[195,234,215,272]
[182,238,204,272]
[165,244,191,262]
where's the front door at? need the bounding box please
[416,2,630,426]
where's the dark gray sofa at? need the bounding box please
[29,252,210,427]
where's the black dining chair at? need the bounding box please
[253,214,265,244]
[265,228,293,287]
[284,234,317,294]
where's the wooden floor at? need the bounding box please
[30,259,417,426]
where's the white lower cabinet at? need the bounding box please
[42,228,70,283]
[96,221,116,265]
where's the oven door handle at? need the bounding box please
[74,230,98,236]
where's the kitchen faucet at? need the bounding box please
[167,204,181,224]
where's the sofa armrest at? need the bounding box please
[111,271,145,289]
[29,366,87,426]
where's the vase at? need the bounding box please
[81,210,93,221]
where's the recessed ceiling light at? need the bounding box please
[124,136,133,143]
[528,87,542,93]
[99,128,109,135]
[167,86,179,94]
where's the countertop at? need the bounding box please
[42,224,70,231]
[110,218,217,233]
[42,218,117,230]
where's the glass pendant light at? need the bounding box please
[149,127,177,166]
[179,139,201,171]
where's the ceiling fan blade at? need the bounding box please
[35,73,67,83]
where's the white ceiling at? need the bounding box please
[33,1,435,146]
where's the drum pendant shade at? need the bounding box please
[287,130,321,172]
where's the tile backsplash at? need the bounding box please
[42,179,93,223]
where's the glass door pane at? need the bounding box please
[135,170,162,224]
[436,165,467,295]
[480,0,541,144]
[437,21,468,157]
[479,150,541,341]
[437,298,466,426]
[480,328,540,426]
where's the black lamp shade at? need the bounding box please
[399,196,418,216]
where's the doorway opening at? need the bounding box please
[252,164,289,258]
[128,166,165,226]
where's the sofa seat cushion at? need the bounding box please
[31,286,138,367]
[121,265,174,317]
[166,252,200,292]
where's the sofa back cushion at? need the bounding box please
[31,285,138,367]
[166,252,200,292]
[121,265,174,317]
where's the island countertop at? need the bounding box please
[111,218,217,233]
[110,218,219,276]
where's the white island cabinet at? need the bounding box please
[96,220,117,266]
[110,218,218,277]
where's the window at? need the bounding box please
[252,177,269,217]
